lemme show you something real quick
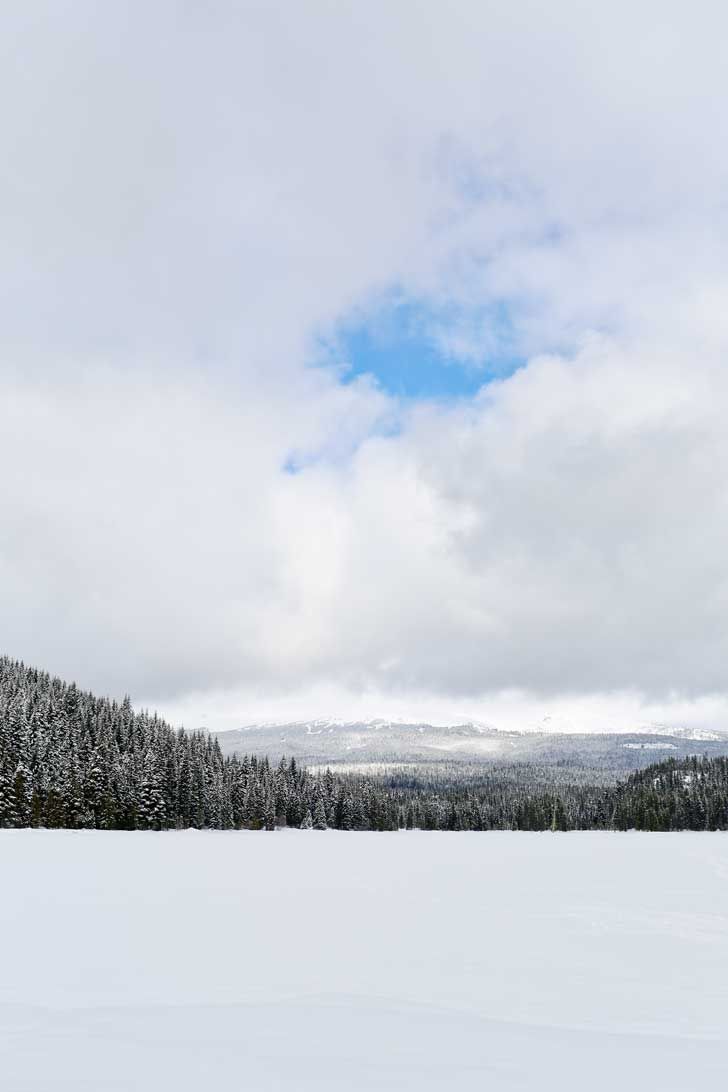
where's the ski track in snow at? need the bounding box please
[1,830,728,1090]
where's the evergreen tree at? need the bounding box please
[313,798,328,830]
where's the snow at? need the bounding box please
[637,725,728,742]
[2,830,728,1090]
[622,741,678,750]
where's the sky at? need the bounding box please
[2,1,728,734]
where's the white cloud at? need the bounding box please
[2,2,728,731]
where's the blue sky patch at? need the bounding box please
[322,299,524,401]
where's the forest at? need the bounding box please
[2,656,728,832]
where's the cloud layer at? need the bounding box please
[2,2,728,730]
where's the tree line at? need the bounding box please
[2,656,727,832]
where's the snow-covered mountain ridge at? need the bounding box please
[233,717,726,743]
[215,718,728,776]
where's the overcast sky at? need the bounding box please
[3,1,728,732]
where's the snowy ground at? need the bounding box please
[1,831,728,1090]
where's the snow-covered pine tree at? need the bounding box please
[313,797,328,830]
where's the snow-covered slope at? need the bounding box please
[636,723,727,742]
[2,830,728,1090]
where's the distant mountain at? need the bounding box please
[633,724,727,742]
[213,719,728,777]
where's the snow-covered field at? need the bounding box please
[2,831,728,1090]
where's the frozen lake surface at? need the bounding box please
[2,830,728,1090]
